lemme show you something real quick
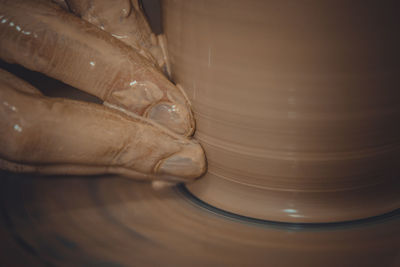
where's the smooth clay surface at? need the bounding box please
[162,0,400,222]
[0,172,399,267]
[1,58,397,267]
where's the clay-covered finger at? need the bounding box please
[0,70,206,181]
[0,0,193,136]
[65,0,169,73]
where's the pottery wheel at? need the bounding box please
[0,64,398,267]
[1,172,399,267]
[1,2,400,264]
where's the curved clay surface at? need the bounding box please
[162,0,400,222]
[0,172,399,266]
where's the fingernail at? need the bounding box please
[157,142,206,179]
[145,102,194,136]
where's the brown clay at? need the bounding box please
[1,173,399,266]
[66,0,169,72]
[162,0,400,222]
[0,1,399,264]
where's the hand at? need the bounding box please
[0,0,206,182]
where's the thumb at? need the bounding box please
[0,70,206,181]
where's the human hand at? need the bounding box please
[0,0,206,182]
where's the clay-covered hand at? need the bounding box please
[0,0,206,182]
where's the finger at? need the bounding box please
[66,0,172,78]
[66,0,161,64]
[0,0,194,136]
[0,69,206,181]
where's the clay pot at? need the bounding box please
[162,0,400,222]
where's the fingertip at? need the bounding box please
[151,180,177,190]
[155,141,207,180]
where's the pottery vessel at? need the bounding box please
[162,0,400,222]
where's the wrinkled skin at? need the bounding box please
[0,0,206,181]
[66,0,170,74]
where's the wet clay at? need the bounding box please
[65,0,170,73]
[0,69,206,181]
[0,0,192,136]
[1,174,399,266]
[162,0,400,222]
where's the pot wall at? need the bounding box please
[162,0,400,222]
